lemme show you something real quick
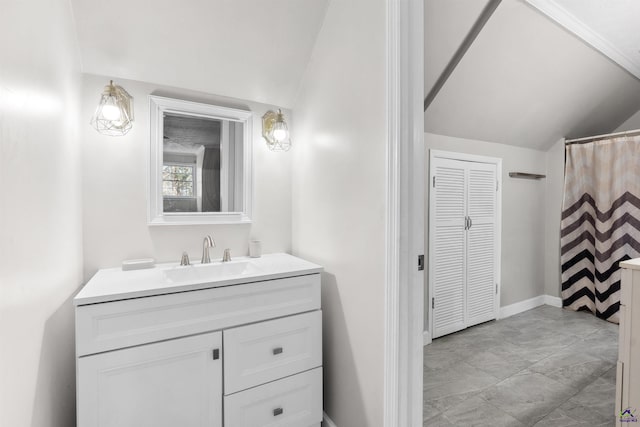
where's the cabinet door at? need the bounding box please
[431,158,467,338]
[78,332,222,427]
[466,162,498,327]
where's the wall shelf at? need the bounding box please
[508,172,546,180]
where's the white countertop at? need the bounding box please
[74,253,323,306]
[621,258,640,271]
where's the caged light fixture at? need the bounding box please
[261,109,291,151]
[90,80,134,136]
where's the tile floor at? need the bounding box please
[424,305,619,426]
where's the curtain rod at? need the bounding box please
[565,128,640,145]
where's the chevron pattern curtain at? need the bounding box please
[561,136,640,324]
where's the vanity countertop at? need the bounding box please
[74,253,323,306]
[621,258,640,271]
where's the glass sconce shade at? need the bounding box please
[90,80,134,136]
[261,109,291,151]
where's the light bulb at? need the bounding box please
[101,103,121,121]
[273,128,288,142]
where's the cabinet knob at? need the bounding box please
[273,407,284,416]
[272,347,283,355]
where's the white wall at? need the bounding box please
[291,0,387,425]
[544,139,565,298]
[81,74,292,280]
[424,133,547,329]
[0,1,82,426]
[616,109,640,132]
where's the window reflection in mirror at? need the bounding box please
[162,113,243,213]
[149,96,252,225]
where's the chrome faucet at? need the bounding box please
[180,251,191,266]
[201,235,215,264]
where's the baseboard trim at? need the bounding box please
[323,412,337,427]
[544,295,562,307]
[499,294,564,319]
[499,295,545,319]
[424,295,564,341]
[423,330,432,346]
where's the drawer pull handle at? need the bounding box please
[273,347,283,355]
[273,407,284,416]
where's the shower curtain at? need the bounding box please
[561,135,640,323]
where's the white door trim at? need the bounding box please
[427,150,502,341]
[384,0,424,426]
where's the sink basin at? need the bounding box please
[163,261,261,284]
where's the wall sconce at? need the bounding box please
[262,109,291,151]
[90,80,134,136]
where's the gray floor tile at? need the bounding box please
[548,399,614,426]
[479,370,578,425]
[529,306,577,320]
[528,350,613,389]
[599,366,617,384]
[503,328,578,358]
[424,361,500,399]
[533,408,592,426]
[425,390,482,416]
[423,397,441,421]
[423,413,455,426]
[544,317,602,339]
[563,337,618,364]
[568,376,616,420]
[466,349,532,380]
[442,396,526,427]
[424,306,618,427]
[424,350,467,371]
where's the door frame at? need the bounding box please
[427,149,503,341]
[384,0,424,426]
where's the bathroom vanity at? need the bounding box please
[74,253,323,427]
[617,258,640,426]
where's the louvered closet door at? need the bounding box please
[431,158,467,338]
[466,162,498,327]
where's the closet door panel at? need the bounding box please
[466,164,497,326]
[433,227,466,337]
[432,160,467,338]
[468,166,496,222]
[467,223,496,325]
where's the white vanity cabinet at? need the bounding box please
[617,259,640,426]
[74,253,323,427]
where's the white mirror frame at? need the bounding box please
[148,95,253,225]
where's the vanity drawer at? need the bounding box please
[224,368,322,427]
[76,274,320,356]
[224,310,322,394]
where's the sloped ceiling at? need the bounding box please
[528,0,640,79]
[424,0,490,93]
[70,0,329,108]
[424,0,640,150]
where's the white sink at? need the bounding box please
[74,253,324,305]
[163,261,261,284]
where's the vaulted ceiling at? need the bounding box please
[70,0,330,108]
[424,0,640,150]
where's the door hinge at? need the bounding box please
[432,176,436,188]
[432,297,435,309]
[496,283,498,294]
[418,254,424,271]
[212,349,220,360]
[496,179,499,191]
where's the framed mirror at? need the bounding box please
[148,96,253,225]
